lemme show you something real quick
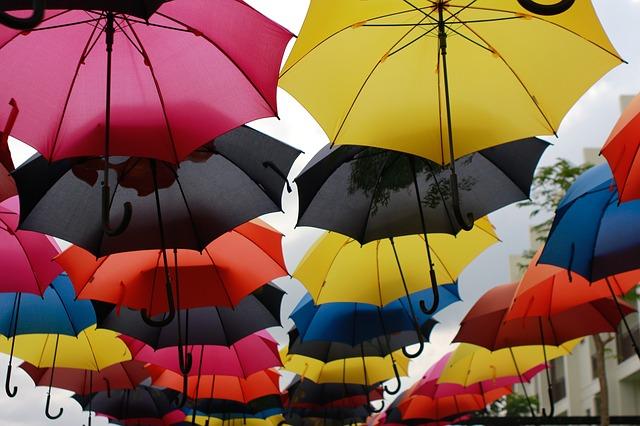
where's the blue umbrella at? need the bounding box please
[539,163,640,359]
[0,273,95,398]
[290,283,459,346]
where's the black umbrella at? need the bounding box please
[285,378,382,407]
[188,395,283,416]
[93,284,284,349]
[283,406,371,425]
[295,137,548,314]
[14,126,300,256]
[74,386,179,426]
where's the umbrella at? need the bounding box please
[21,359,150,426]
[398,390,510,421]
[0,1,292,235]
[439,340,581,417]
[189,415,284,426]
[280,0,620,231]
[601,92,640,202]
[93,284,284,348]
[0,325,131,419]
[74,386,181,426]
[0,197,61,295]
[57,220,287,323]
[293,216,497,355]
[14,128,300,256]
[0,273,95,397]
[296,137,548,240]
[284,379,383,409]
[290,284,458,345]
[184,395,283,422]
[123,331,282,378]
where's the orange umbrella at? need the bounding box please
[56,221,287,315]
[507,247,640,320]
[146,365,281,403]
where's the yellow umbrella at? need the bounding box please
[293,216,497,305]
[281,350,410,387]
[280,0,622,229]
[189,414,284,426]
[438,339,581,387]
[0,325,130,419]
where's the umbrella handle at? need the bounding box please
[102,186,132,236]
[419,269,440,315]
[383,362,401,395]
[518,0,575,15]
[44,392,64,420]
[140,273,176,327]
[178,348,193,375]
[263,161,292,193]
[542,384,555,417]
[450,173,474,231]
[4,365,17,398]
[401,337,424,358]
[367,391,385,413]
[176,374,189,408]
[83,412,92,426]
[0,0,44,30]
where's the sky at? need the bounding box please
[3,1,640,424]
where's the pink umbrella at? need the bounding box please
[0,1,293,233]
[0,197,61,295]
[411,351,545,400]
[121,331,282,378]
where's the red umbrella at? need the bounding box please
[601,92,640,202]
[56,220,287,314]
[20,360,149,395]
[0,1,292,234]
[398,389,510,421]
[0,197,61,295]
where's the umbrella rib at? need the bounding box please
[28,17,102,32]
[10,227,48,295]
[424,161,457,231]
[478,153,529,198]
[358,153,397,243]
[279,5,435,77]
[122,17,180,163]
[446,14,557,135]
[312,237,351,303]
[202,247,234,307]
[49,17,104,160]
[50,283,81,336]
[169,166,205,251]
[154,12,277,118]
[451,4,624,61]
[332,14,432,146]
[587,190,615,280]
[83,330,103,371]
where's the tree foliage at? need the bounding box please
[483,394,540,417]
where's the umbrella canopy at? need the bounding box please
[539,163,640,281]
[186,395,283,417]
[290,284,458,346]
[398,390,510,421]
[279,1,620,163]
[454,282,634,350]
[15,130,300,256]
[189,415,284,426]
[0,326,131,371]
[438,339,581,387]
[57,221,287,314]
[147,365,281,403]
[0,197,61,295]
[0,2,292,163]
[601,92,640,202]
[0,274,95,337]
[93,284,284,348]
[296,138,549,240]
[74,386,180,425]
[411,351,545,399]
[20,360,149,395]
[123,332,282,378]
[507,247,640,320]
[281,350,409,386]
[293,216,497,305]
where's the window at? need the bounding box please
[616,312,640,363]
[550,358,566,402]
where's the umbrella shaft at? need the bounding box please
[104,12,115,187]
[437,5,456,170]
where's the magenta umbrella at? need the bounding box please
[121,331,282,378]
[0,197,61,295]
[412,351,545,400]
[0,1,292,234]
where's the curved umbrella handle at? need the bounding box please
[4,365,17,397]
[383,362,401,395]
[401,338,424,359]
[83,412,92,426]
[0,0,44,30]
[450,173,474,231]
[367,392,385,413]
[419,269,440,315]
[176,374,189,408]
[44,392,63,420]
[102,186,132,236]
[518,0,575,15]
[140,273,175,327]
[262,161,292,193]
[542,384,555,417]
[178,347,193,375]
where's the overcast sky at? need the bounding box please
[4,1,640,424]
